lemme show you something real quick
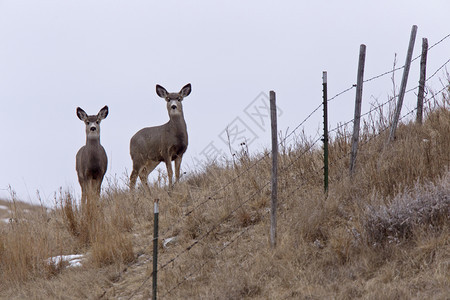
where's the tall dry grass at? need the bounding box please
[0,85,448,299]
[152,87,449,299]
[0,187,135,298]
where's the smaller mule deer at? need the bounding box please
[130,83,191,190]
[76,106,109,212]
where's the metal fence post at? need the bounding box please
[152,199,159,300]
[322,71,329,194]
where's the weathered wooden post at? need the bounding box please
[388,25,418,142]
[269,91,278,248]
[152,199,159,300]
[416,37,428,124]
[349,44,366,175]
[322,71,329,194]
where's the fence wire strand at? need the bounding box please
[160,135,323,297]
[128,32,449,299]
[329,56,449,135]
[158,70,449,298]
[363,32,450,83]
[159,100,323,240]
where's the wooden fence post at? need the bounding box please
[416,37,428,124]
[322,71,329,194]
[388,25,418,142]
[152,199,159,300]
[349,44,366,175]
[269,91,278,248]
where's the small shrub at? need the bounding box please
[364,175,450,245]
[91,226,135,267]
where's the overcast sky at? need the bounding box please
[0,1,449,205]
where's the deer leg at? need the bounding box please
[165,160,174,188]
[85,180,95,222]
[94,179,103,217]
[139,161,159,193]
[80,182,87,214]
[138,170,150,192]
[130,168,139,190]
[95,178,102,198]
[174,155,183,183]
[140,161,159,186]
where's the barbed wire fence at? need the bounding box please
[128,31,449,299]
[155,79,449,298]
[161,38,450,244]
[128,99,325,299]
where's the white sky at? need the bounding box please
[0,1,449,205]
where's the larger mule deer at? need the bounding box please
[76,106,109,212]
[130,83,191,190]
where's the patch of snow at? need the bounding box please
[313,239,324,249]
[68,258,83,268]
[47,254,85,268]
[1,218,11,224]
[0,205,9,210]
[163,236,178,248]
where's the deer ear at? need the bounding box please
[97,105,109,120]
[77,107,88,121]
[156,85,168,98]
[179,83,191,98]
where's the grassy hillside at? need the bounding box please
[0,89,449,299]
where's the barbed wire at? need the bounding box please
[128,33,450,298]
[159,181,271,270]
[153,85,449,300]
[327,85,356,103]
[167,35,449,232]
[129,176,273,298]
[162,224,251,297]
[363,32,450,84]
[158,135,323,297]
[282,103,322,143]
[150,68,448,300]
[182,103,323,216]
[132,198,256,297]
[427,33,450,51]
[363,65,405,84]
[329,83,448,175]
[426,58,450,82]
[326,32,449,106]
[328,56,449,136]
[144,137,324,298]
[131,82,448,299]
[159,102,324,240]
[137,137,323,298]
[281,83,447,208]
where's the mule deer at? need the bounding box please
[76,106,109,212]
[130,83,191,190]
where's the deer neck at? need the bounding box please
[168,114,188,143]
[86,136,101,148]
[169,114,186,131]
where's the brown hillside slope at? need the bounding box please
[0,92,449,299]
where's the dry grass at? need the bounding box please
[0,87,449,299]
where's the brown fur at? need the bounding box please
[130,83,191,190]
[76,106,109,214]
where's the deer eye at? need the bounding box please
[96,121,100,124]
